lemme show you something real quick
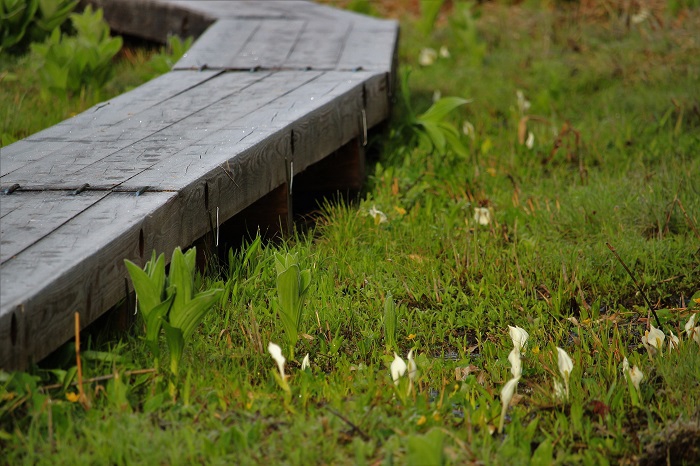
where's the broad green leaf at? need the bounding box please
[419,0,445,35]
[170,247,193,312]
[441,122,470,158]
[276,265,301,345]
[169,288,222,340]
[418,97,471,123]
[419,121,447,153]
[162,320,184,376]
[145,294,174,345]
[146,252,166,301]
[531,439,554,466]
[124,259,162,316]
[406,428,445,466]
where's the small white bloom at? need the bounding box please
[301,353,310,371]
[419,48,437,66]
[557,347,573,399]
[684,314,699,343]
[268,342,286,379]
[628,366,643,392]
[498,377,520,433]
[462,120,475,139]
[474,207,491,226]
[668,331,679,352]
[439,45,450,58]
[368,205,387,224]
[622,356,630,374]
[407,349,418,381]
[432,89,442,103]
[557,347,573,379]
[516,90,531,114]
[642,325,665,355]
[508,347,522,379]
[508,326,529,353]
[391,352,407,385]
[525,131,535,149]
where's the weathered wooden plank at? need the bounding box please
[27,70,221,140]
[283,17,352,70]
[0,191,108,263]
[1,141,73,177]
[1,71,271,188]
[336,20,399,72]
[174,19,259,70]
[117,70,374,191]
[227,19,306,70]
[46,71,319,190]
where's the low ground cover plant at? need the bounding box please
[1,1,700,464]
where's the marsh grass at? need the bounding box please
[2,2,700,464]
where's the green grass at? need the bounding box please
[2,2,700,464]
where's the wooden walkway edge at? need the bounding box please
[0,0,398,370]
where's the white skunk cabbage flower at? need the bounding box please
[516,90,531,114]
[419,48,437,66]
[622,357,643,395]
[268,342,286,379]
[508,326,529,353]
[301,353,310,371]
[525,132,535,149]
[557,347,573,399]
[622,356,630,374]
[368,206,387,225]
[498,377,520,433]
[391,352,407,385]
[474,207,491,226]
[628,365,644,392]
[462,120,475,139]
[439,45,450,58]
[642,325,665,356]
[685,314,700,345]
[407,349,418,381]
[668,331,680,353]
[508,347,522,379]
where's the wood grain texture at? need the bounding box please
[0,191,108,263]
[174,19,260,70]
[336,20,399,73]
[144,0,398,72]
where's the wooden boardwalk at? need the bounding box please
[0,0,398,370]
